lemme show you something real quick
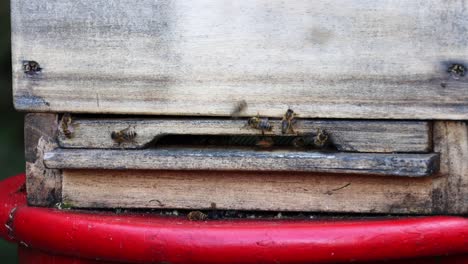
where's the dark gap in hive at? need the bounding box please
[149,134,336,151]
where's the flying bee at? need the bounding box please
[111,126,137,144]
[187,211,208,221]
[247,115,272,135]
[281,108,297,134]
[314,128,329,149]
[448,63,466,79]
[256,137,274,149]
[22,60,42,75]
[59,113,74,138]
[231,100,247,118]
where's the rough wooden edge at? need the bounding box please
[53,121,467,214]
[11,0,468,120]
[431,121,468,214]
[44,148,439,177]
[24,113,61,206]
[58,118,432,153]
[61,169,435,214]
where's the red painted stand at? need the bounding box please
[1,174,467,264]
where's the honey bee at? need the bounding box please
[314,128,329,148]
[292,137,305,148]
[291,133,315,148]
[111,126,137,144]
[59,113,74,138]
[247,115,272,135]
[448,63,466,79]
[293,129,330,149]
[256,137,274,149]
[231,100,247,118]
[281,108,297,134]
[187,211,208,221]
[22,60,42,74]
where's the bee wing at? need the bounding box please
[120,125,132,133]
[281,120,289,134]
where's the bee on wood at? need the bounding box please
[59,113,74,138]
[293,129,331,149]
[111,126,137,144]
[247,115,272,135]
[231,100,247,118]
[22,60,42,74]
[281,108,297,134]
[256,137,274,149]
[187,211,208,221]
[314,128,329,149]
[448,63,466,79]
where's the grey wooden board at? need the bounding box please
[59,118,432,153]
[11,0,468,119]
[24,114,62,206]
[44,148,439,177]
[62,169,436,213]
[432,121,468,214]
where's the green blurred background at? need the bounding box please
[0,1,23,262]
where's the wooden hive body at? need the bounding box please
[13,0,468,214]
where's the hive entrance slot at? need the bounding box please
[151,134,335,151]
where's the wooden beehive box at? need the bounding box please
[13,0,467,214]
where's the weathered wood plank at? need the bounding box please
[53,121,467,214]
[58,118,432,153]
[44,148,439,177]
[24,114,61,206]
[11,0,468,119]
[431,121,468,214]
[61,170,435,213]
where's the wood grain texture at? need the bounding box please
[44,148,439,177]
[24,114,56,164]
[24,114,61,206]
[431,121,468,214]
[56,121,467,213]
[11,0,468,119]
[61,170,435,214]
[58,117,432,153]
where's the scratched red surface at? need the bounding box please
[1,174,467,264]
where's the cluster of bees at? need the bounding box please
[60,101,330,150]
[234,101,330,149]
[59,114,138,145]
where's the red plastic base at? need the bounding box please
[17,247,468,264]
[18,247,112,264]
[1,174,467,264]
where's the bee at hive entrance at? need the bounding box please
[281,108,298,134]
[111,126,137,145]
[152,133,335,151]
